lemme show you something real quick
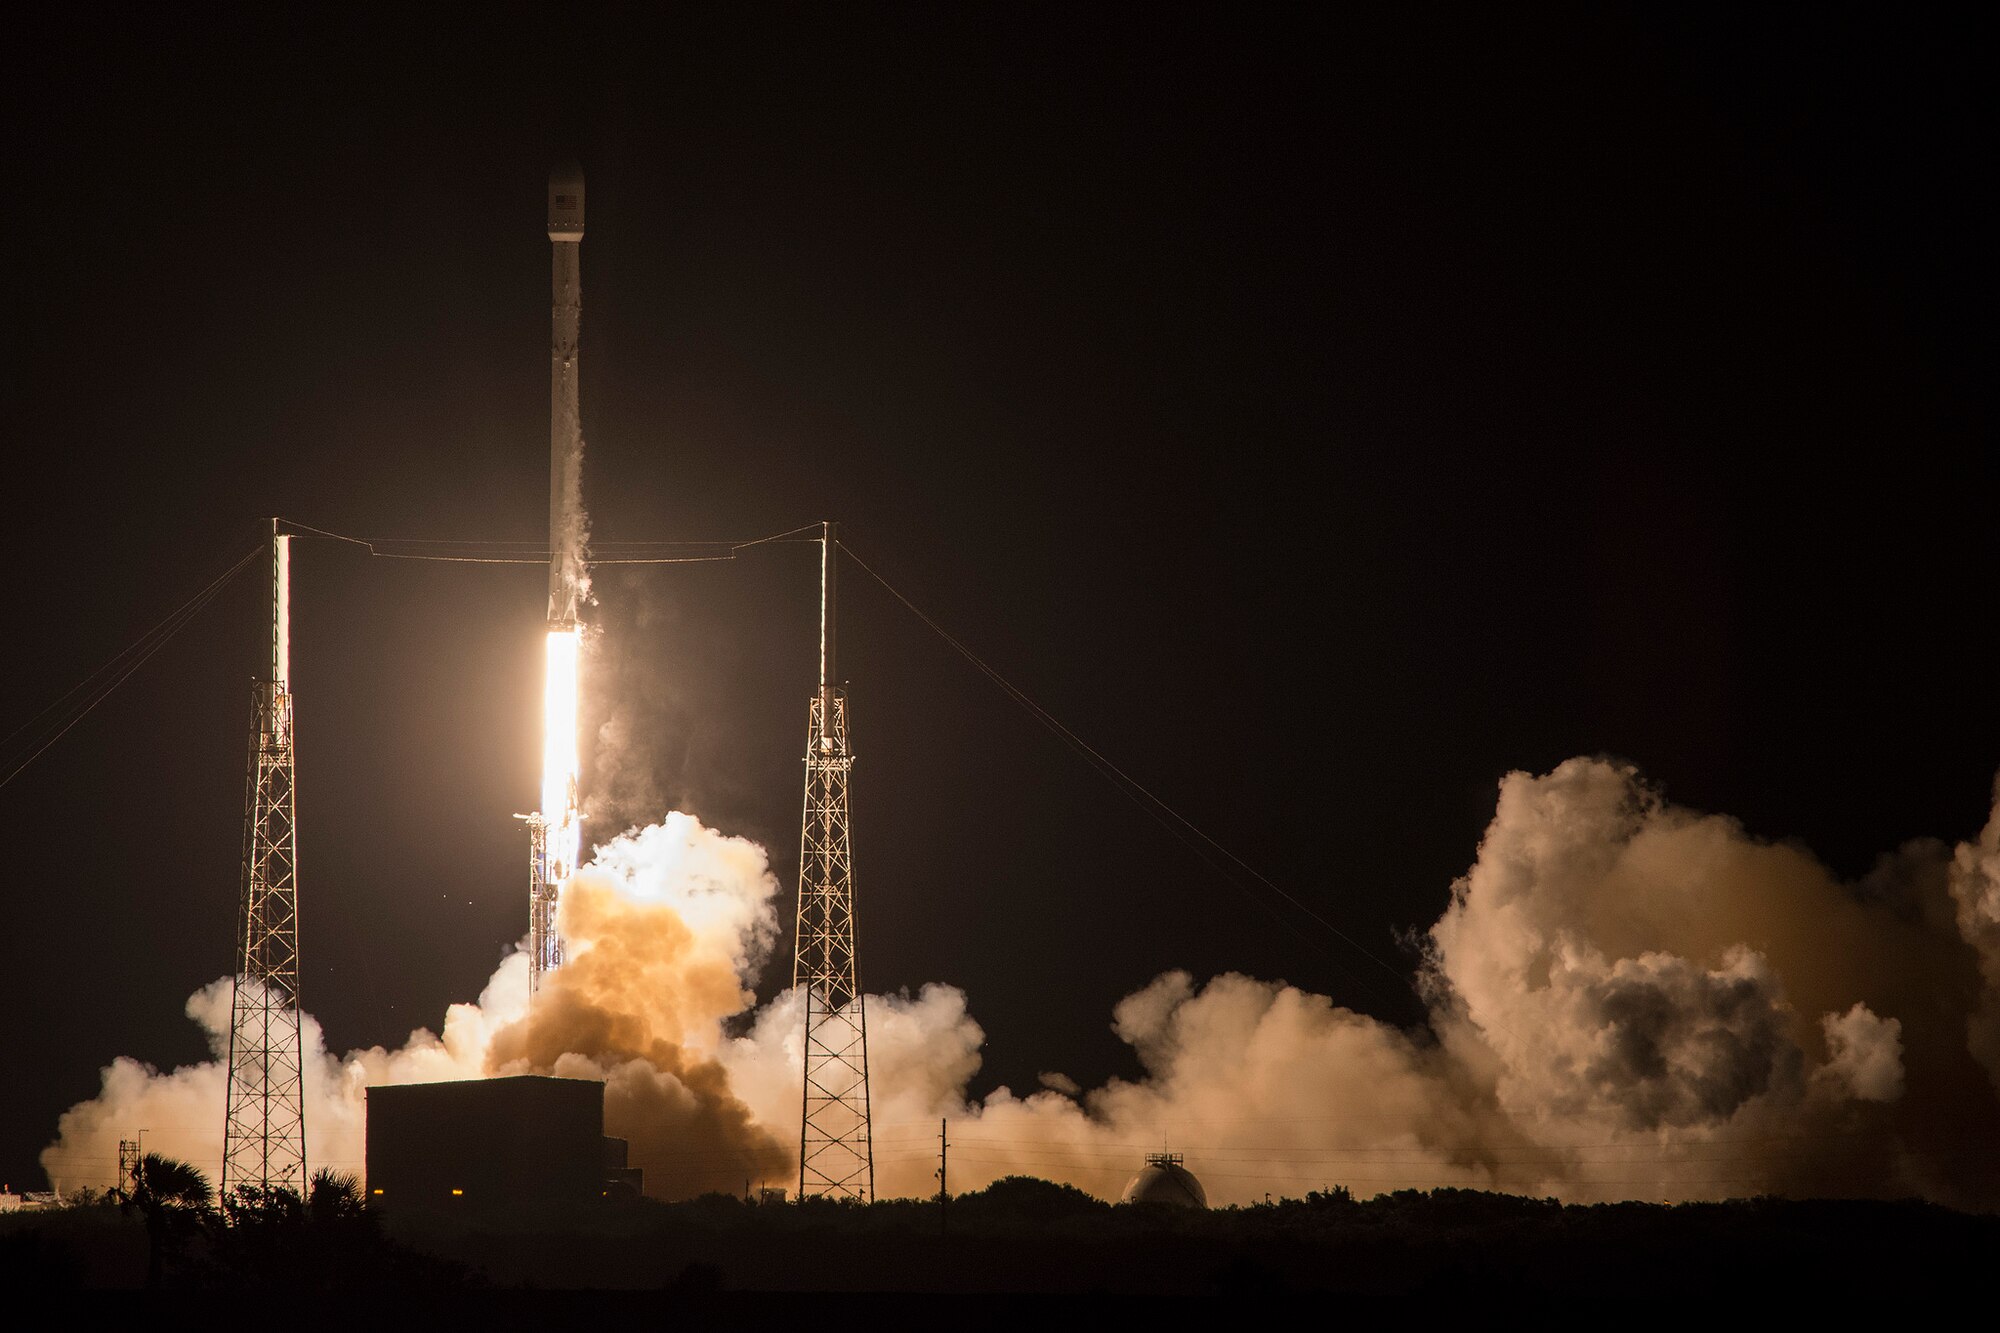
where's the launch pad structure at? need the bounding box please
[793,523,875,1200]
[210,169,877,1206]
[221,520,308,1198]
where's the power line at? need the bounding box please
[276,518,822,564]
[218,520,1424,1017]
[1,543,265,791]
[834,536,1426,1014]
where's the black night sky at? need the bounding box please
[2,9,1992,1193]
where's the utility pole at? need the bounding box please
[793,521,874,1200]
[221,519,307,1200]
[937,1117,950,1235]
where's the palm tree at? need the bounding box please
[306,1168,367,1226]
[128,1153,213,1214]
[121,1153,214,1287]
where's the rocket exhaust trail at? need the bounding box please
[530,162,588,994]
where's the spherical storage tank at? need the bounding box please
[1121,1152,1207,1208]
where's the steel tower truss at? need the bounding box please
[527,815,563,991]
[222,527,307,1199]
[794,524,873,1200]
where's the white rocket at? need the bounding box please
[547,160,586,627]
[529,162,588,994]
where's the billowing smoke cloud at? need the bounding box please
[44,759,2000,1210]
[1818,1004,1905,1103]
[486,819,790,1194]
[717,757,2000,1207]
[1947,776,2000,1094]
[42,814,787,1200]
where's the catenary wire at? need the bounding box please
[280,513,1437,1021]
[834,536,1432,1017]
[277,518,822,564]
[1,543,266,791]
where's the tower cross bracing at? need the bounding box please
[794,523,873,1200]
[221,524,307,1198]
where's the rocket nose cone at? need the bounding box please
[548,160,585,240]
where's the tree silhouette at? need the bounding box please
[117,1153,214,1287]
[221,1181,306,1231]
[306,1169,367,1226]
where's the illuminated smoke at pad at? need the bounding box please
[42,815,785,1199]
[43,762,2000,1208]
[720,759,2000,1206]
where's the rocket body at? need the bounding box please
[547,161,586,626]
[531,162,588,994]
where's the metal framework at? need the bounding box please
[794,522,873,1200]
[221,523,307,1199]
[526,815,563,991]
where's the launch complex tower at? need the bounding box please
[793,524,874,1200]
[204,168,877,1205]
[221,522,307,1197]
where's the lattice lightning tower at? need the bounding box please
[793,522,873,1200]
[221,520,307,1198]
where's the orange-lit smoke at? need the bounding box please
[487,818,792,1194]
[40,814,788,1201]
[718,759,2000,1207]
[42,762,2000,1210]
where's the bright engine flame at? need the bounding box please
[541,624,583,882]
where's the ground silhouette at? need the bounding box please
[6,1175,1994,1302]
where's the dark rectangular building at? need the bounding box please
[365,1075,608,1212]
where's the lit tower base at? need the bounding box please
[794,522,873,1200]
[221,520,307,1199]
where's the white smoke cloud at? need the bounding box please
[576,813,781,992]
[1947,776,2000,1094]
[39,960,519,1193]
[40,817,772,1199]
[806,758,1998,1206]
[42,758,2000,1210]
[1816,1003,1905,1103]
